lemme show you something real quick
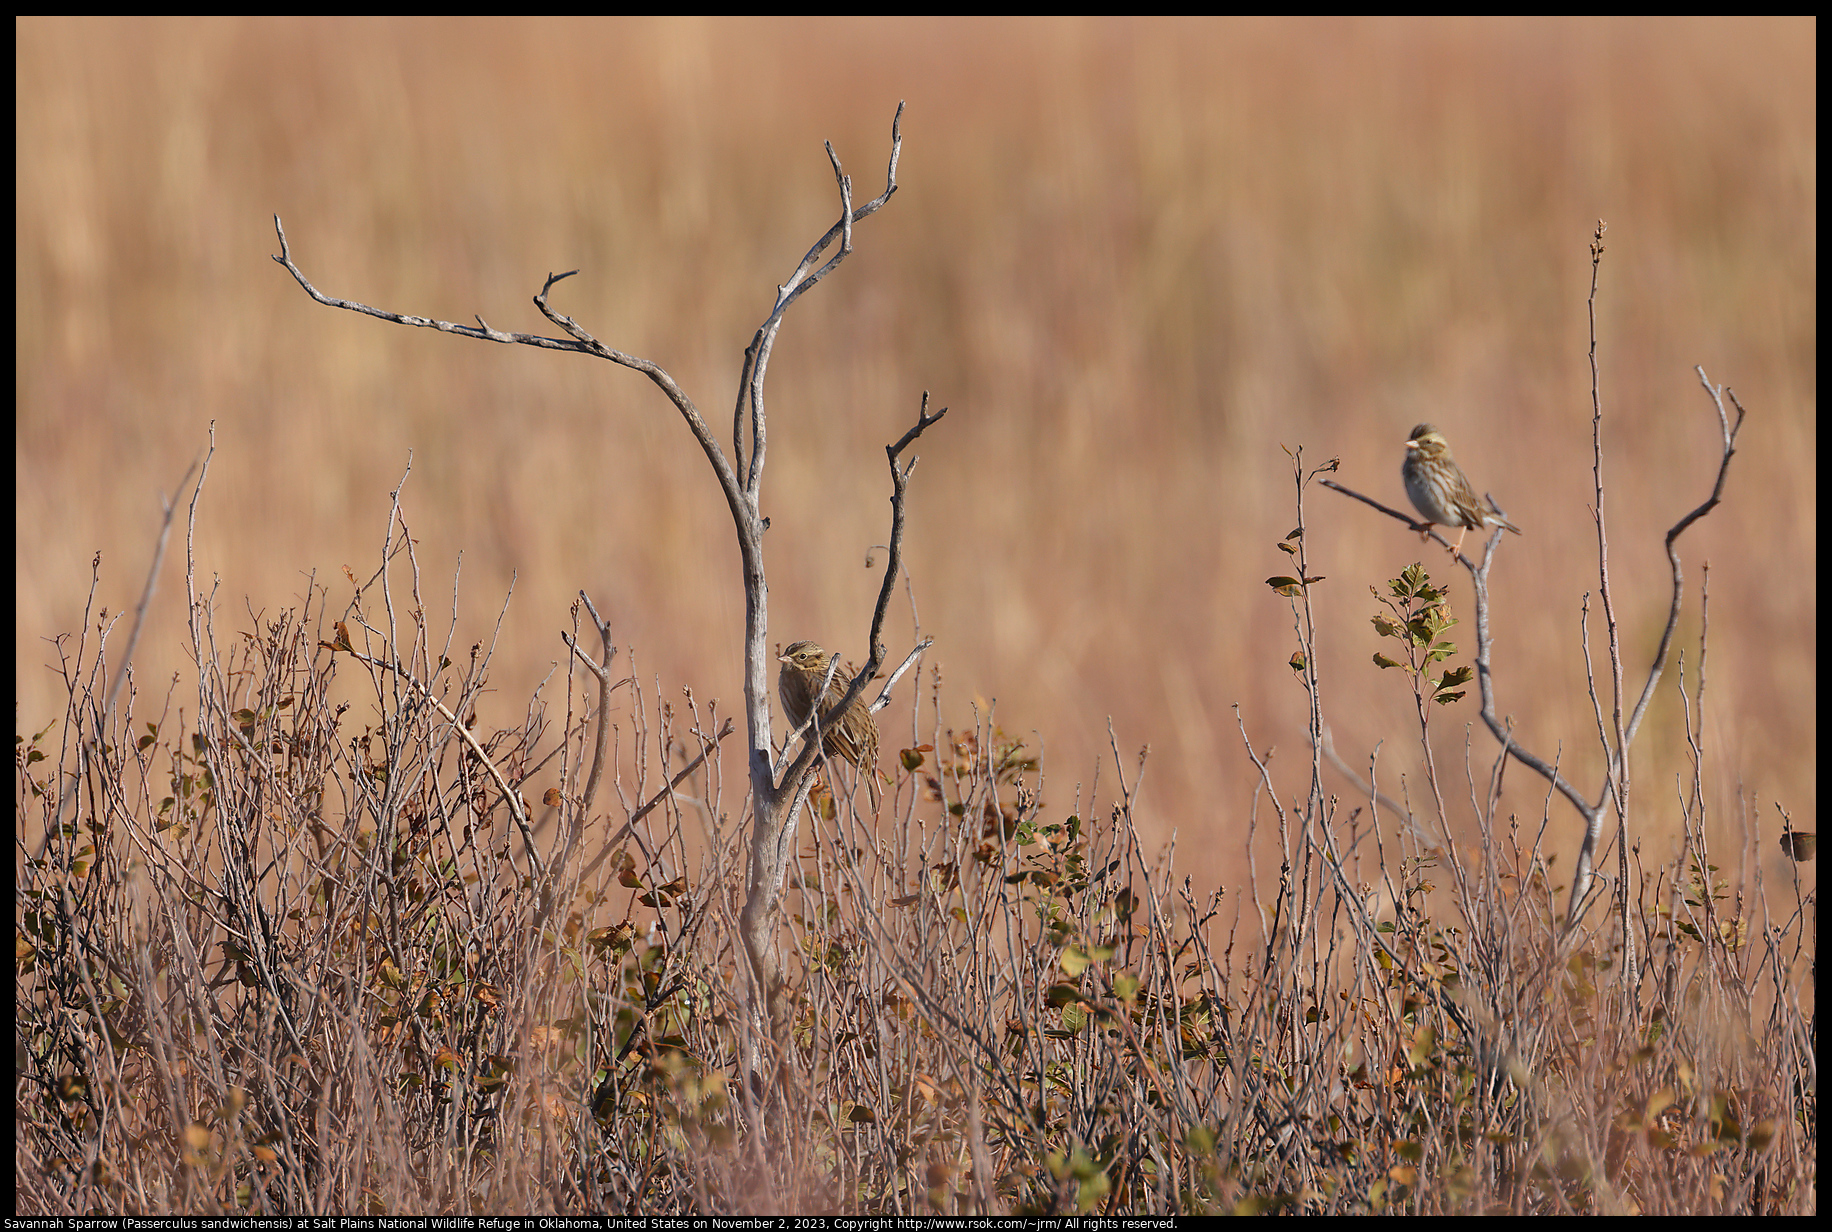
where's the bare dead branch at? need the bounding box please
[563,588,618,835]
[735,101,904,494]
[1562,367,1746,923]
[272,218,750,573]
[869,636,934,716]
[1320,476,1494,565]
[573,716,735,889]
[102,450,200,728]
[767,103,904,339]
[333,641,543,882]
[1575,222,1635,962]
[31,435,208,869]
[272,218,589,352]
[1619,369,1746,753]
[1319,476,1426,530]
[537,588,625,925]
[775,392,947,800]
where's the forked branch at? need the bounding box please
[275,108,928,1103]
[776,391,945,799]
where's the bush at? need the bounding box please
[15,441,1813,1213]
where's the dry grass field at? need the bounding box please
[17,17,1814,883]
[14,17,1816,1215]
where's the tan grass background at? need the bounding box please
[16,17,1815,890]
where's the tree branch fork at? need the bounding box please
[275,105,933,1084]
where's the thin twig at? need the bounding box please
[332,642,543,881]
[574,717,735,887]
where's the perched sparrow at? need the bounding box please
[777,640,882,808]
[1402,423,1521,555]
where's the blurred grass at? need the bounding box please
[16,16,1815,887]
